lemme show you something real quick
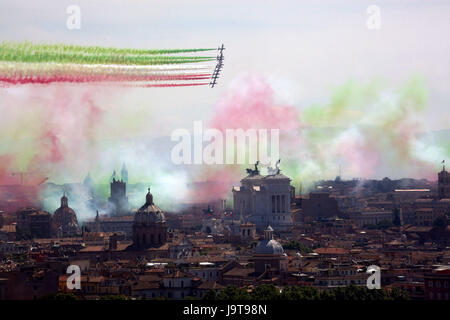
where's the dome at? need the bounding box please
[54,206,76,217]
[254,225,284,255]
[135,205,165,224]
[254,239,284,255]
[134,188,166,225]
[52,194,80,236]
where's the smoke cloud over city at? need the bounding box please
[0,73,448,221]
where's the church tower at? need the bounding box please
[110,170,117,183]
[121,163,128,184]
[108,175,129,216]
[438,161,450,199]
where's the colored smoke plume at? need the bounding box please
[0,74,448,220]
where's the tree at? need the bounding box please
[203,289,217,300]
[281,286,320,300]
[99,295,129,300]
[216,285,251,300]
[283,240,313,253]
[40,293,79,300]
[250,284,280,300]
[388,287,410,300]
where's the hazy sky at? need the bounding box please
[0,0,449,190]
[1,0,449,130]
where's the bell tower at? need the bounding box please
[438,160,450,199]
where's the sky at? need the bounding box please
[0,0,449,216]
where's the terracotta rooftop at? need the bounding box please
[197,281,225,290]
[314,247,349,255]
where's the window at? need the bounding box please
[181,281,184,288]
[276,195,281,213]
[272,196,275,213]
[281,195,286,212]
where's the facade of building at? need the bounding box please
[240,222,256,240]
[349,210,393,227]
[132,188,168,249]
[16,207,51,240]
[424,266,450,300]
[302,192,341,221]
[232,165,293,231]
[84,213,134,238]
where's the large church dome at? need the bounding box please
[255,239,284,255]
[134,188,166,225]
[254,225,284,255]
[52,193,80,237]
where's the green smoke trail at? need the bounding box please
[0,51,215,65]
[0,41,215,56]
[0,42,216,65]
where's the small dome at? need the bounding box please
[254,239,284,255]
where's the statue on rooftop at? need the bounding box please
[267,159,281,175]
[246,161,260,176]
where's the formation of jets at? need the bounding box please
[210,44,225,88]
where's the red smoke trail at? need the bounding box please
[0,74,212,85]
[141,82,210,87]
